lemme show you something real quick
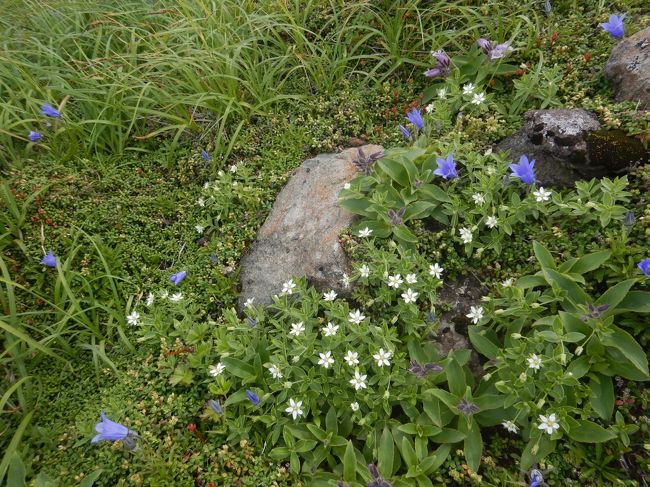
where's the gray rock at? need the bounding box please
[495,109,603,186]
[605,26,650,110]
[238,144,384,309]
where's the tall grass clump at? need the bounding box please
[0,0,542,165]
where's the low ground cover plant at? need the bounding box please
[1,0,649,486]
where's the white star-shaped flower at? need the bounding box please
[502,420,518,433]
[350,402,360,411]
[318,351,335,369]
[127,310,140,326]
[146,293,154,307]
[209,363,225,377]
[359,264,370,278]
[466,305,484,324]
[267,364,283,379]
[486,215,498,228]
[344,350,359,366]
[159,290,169,299]
[169,292,183,302]
[348,309,366,325]
[244,298,254,308]
[197,197,205,207]
[358,227,373,237]
[342,273,351,289]
[282,279,296,295]
[323,290,337,301]
[387,274,403,289]
[472,193,485,206]
[405,273,417,284]
[401,288,419,304]
[459,227,473,244]
[462,83,475,95]
[538,413,560,435]
[373,348,392,367]
[195,224,204,234]
[471,92,486,105]
[229,164,237,173]
[429,263,444,279]
[349,370,367,390]
[322,322,339,337]
[285,398,304,420]
[502,278,514,287]
[203,182,209,189]
[289,322,305,337]
[527,354,542,371]
[438,88,447,99]
[343,182,351,190]
[533,187,552,202]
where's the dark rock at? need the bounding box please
[238,144,384,309]
[493,108,643,187]
[605,26,650,110]
[435,275,488,378]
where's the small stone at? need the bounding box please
[605,26,650,109]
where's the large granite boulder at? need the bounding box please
[605,26,650,110]
[238,144,383,309]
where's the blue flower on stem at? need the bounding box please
[40,103,61,118]
[638,258,650,278]
[40,250,57,268]
[28,131,42,142]
[207,399,223,415]
[529,469,544,487]
[509,155,536,185]
[405,107,424,130]
[399,124,411,139]
[92,412,137,449]
[170,270,187,285]
[245,390,260,406]
[433,154,458,180]
[201,149,211,162]
[601,14,625,39]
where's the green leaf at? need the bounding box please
[595,279,638,309]
[294,440,318,453]
[269,447,291,459]
[400,437,417,467]
[430,428,466,444]
[427,388,458,411]
[378,158,409,187]
[421,444,451,474]
[353,220,392,238]
[6,453,25,487]
[566,250,611,275]
[422,398,442,427]
[520,432,555,470]
[339,197,371,216]
[78,470,103,487]
[473,394,504,411]
[419,183,452,203]
[602,325,649,377]
[343,441,356,482]
[468,326,499,359]
[617,291,650,313]
[325,407,338,436]
[221,357,256,380]
[392,224,418,243]
[460,420,482,472]
[378,427,394,477]
[445,359,466,397]
[542,268,589,305]
[568,419,616,443]
[589,375,614,421]
[403,201,436,222]
[533,241,556,269]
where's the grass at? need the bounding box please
[0,0,649,485]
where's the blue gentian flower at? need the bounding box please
[170,270,187,285]
[210,253,218,264]
[424,50,451,78]
[405,107,424,130]
[477,38,512,60]
[245,390,260,406]
[529,469,544,487]
[433,154,458,180]
[399,124,411,139]
[601,14,625,39]
[91,412,131,444]
[40,250,57,268]
[476,38,492,54]
[40,103,61,118]
[201,149,211,162]
[207,399,223,414]
[509,155,536,185]
[638,258,650,278]
[28,131,42,142]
